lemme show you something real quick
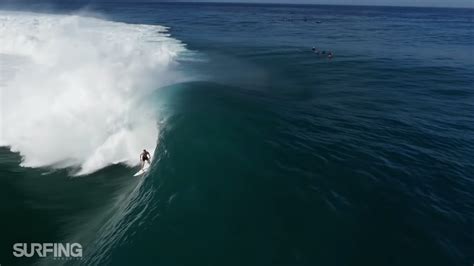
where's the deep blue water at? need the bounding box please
[0,2,473,266]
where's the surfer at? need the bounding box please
[140,149,151,168]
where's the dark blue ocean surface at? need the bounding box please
[0,2,472,266]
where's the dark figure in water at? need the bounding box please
[140,149,151,168]
[328,51,334,59]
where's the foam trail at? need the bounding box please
[0,11,187,175]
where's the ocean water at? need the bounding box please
[0,2,473,266]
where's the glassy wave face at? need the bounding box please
[0,11,186,174]
[0,3,473,266]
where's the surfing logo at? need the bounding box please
[13,243,82,259]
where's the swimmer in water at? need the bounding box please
[312,47,320,55]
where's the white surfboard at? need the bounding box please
[134,161,151,176]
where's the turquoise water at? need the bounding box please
[0,2,473,266]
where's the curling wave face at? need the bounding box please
[0,11,187,174]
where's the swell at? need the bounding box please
[94,80,472,266]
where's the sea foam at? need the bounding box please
[0,11,186,175]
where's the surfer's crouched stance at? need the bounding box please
[140,149,151,168]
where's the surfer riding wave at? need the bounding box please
[140,149,151,168]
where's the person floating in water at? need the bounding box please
[140,149,151,168]
[312,47,320,54]
[312,47,333,58]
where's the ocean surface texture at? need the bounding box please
[0,2,473,266]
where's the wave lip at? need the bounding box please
[0,11,187,175]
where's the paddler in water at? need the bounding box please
[312,46,320,55]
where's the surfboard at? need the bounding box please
[134,161,151,177]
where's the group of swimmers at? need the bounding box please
[312,47,334,59]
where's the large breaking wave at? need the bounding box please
[0,11,187,175]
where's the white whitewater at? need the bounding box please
[0,11,187,175]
